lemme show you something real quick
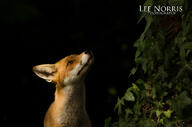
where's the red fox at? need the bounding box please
[33,50,94,127]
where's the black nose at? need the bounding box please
[84,50,91,54]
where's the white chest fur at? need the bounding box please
[55,83,86,127]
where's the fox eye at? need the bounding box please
[67,60,75,66]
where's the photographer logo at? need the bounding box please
[139,5,183,15]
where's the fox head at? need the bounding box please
[33,50,94,87]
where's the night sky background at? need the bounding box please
[0,0,145,127]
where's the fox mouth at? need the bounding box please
[77,54,93,75]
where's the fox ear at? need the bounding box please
[33,64,57,82]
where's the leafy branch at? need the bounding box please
[105,0,192,127]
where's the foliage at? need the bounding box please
[105,0,192,126]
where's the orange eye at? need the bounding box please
[67,60,75,66]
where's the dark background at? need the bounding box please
[0,0,144,127]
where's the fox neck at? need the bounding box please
[54,81,86,127]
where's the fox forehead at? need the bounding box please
[56,54,80,65]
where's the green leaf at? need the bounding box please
[138,15,153,42]
[129,67,137,77]
[144,83,151,90]
[138,119,156,127]
[159,118,164,124]
[133,101,141,115]
[144,0,153,6]
[135,45,142,57]
[156,110,162,117]
[172,91,192,117]
[143,15,153,39]
[168,82,172,89]
[104,117,112,127]
[124,91,135,102]
[118,117,128,127]
[168,0,184,6]
[152,87,156,99]
[163,109,173,118]
[132,83,140,92]
[176,65,186,79]
[138,13,146,24]
[136,79,145,85]
[114,97,125,115]
[162,91,168,97]
[142,59,148,74]
[125,108,133,118]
